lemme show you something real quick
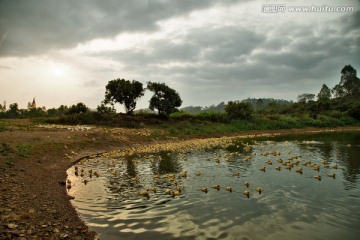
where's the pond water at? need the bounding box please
[67,132,360,240]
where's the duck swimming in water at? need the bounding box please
[212,184,220,190]
[327,173,336,178]
[256,187,263,194]
[313,175,321,181]
[243,190,250,197]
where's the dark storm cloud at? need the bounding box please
[0,0,242,57]
[101,26,266,67]
[100,8,359,95]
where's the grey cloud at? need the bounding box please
[0,0,242,57]
[101,25,266,68]
[195,27,266,63]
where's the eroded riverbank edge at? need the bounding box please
[1,125,359,239]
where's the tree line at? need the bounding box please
[0,64,359,122]
[0,81,183,119]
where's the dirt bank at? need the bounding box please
[1,123,359,239]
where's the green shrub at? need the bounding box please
[225,101,253,120]
[170,111,194,120]
[196,112,227,122]
[347,102,360,120]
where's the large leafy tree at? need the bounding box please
[332,65,360,98]
[147,82,182,117]
[7,103,20,118]
[317,84,331,101]
[104,79,144,115]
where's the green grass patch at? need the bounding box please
[0,143,11,156]
[5,157,15,166]
[15,143,33,158]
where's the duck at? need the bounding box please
[259,167,266,172]
[243,190,250,197]
[140,190,150,199]
[313,175,321,181]
[83,179,88,185]
[327,173,336,178]
[275,166,281,171]
[165,188,172,195]
[180,171,188,178]
[256,187,263,194]
[233,172,240,177]
[226,186,233,192]
[312,165,320,171]
[212,184,220,190]
[171,190,180,197]
[331,165,338,169]
[295,168,303,174]
[244,182,250,188]
[176,186,182,193]
[265,160,272,165]
[201,187,208,193]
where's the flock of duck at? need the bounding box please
[67,135,340,201]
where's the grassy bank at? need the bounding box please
[149,113,359,138]
[1,111,359,139]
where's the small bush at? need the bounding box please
[196,112,227,122]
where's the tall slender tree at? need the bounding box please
[332,65,360,98]
[317,84,331,101]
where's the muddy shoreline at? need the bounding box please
[1,124,359,239]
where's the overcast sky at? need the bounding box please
[0,0,359,111]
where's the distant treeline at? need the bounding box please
[0,65,359,130]
[180,98,293,114]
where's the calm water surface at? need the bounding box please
[67,132,360,240]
